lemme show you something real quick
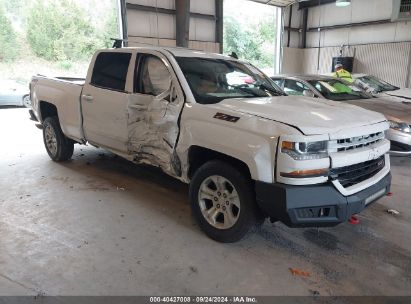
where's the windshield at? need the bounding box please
[308,79,371,101]
[356,75,399,93]
[176,57,285,104]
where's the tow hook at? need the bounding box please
[387,192,393,197]
[349,215,360,225]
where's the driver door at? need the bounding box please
[127,52,185,176]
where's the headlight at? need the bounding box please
[389,120,411,133]
[281,140,328,160]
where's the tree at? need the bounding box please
[98,8,120,48]
[0,5,17,61]
[223,16,276,68]
[26,0,107,61]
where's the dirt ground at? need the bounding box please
[0,108,410,297]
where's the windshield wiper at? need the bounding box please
[258,83,287,96]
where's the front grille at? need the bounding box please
[329,156,385,188]
[328,132,384,153]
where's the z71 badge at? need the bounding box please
[213,112,240,123]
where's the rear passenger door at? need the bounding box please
[127,51,185,176]
[81,51,133,153]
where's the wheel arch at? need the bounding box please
[187,146,253,181]
[39,101,58,122]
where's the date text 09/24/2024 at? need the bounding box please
[149,297,257,303]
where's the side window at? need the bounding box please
[91,52,132,91]
[136,55,171,96]
[272,79,284,89]
[283,79,310,96]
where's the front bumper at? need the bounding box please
[387,129,411,156]
[255,173,391,227]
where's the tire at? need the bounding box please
[22,95,31,108]
[43,116,74,162]
[189,160,261,243]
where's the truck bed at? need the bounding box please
[31,75,85,141]
[35,75,85,85]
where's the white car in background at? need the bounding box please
[353,74,411,103]
[0,79,31,108]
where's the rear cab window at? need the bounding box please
[91,52,132,91]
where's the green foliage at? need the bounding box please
[223,16,276,68]
[0,5,17,62]
[26,0,117,61]
[58,60,73,70]
[2,0,28,17]
[99,9,120,48]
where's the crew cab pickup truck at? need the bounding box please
[30,47,392,242]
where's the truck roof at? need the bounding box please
[116,46,237,60]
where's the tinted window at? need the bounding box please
[271,78,284,89]
[91,52,131,91]
[136,55,171,95]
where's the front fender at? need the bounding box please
[176,105,302,183]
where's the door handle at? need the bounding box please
[82,94,94,102]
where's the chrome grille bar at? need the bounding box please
[328,132,384,153]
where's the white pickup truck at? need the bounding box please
[30,47,392,242]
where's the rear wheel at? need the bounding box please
[189,160,261,243]
[43,116,74,162]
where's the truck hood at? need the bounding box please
[216,96,385,135]
[345,97,411,123]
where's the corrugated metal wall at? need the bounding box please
[295,42,411,87]
[126,0,219,52]
[353,42,411,87]
[282,0,411,87]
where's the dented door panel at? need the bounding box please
[127,51,185,177]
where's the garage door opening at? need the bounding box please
[0,0,120,105]
[223,0,280,76]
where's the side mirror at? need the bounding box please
[303,90,315,98]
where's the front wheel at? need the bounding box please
[43,116,74,162]
[189,160,261,243]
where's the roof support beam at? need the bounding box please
[301,8,308,48]
[298,0,336,9]
[308,19,392,32]
[175,0,190,48]
[119,0,128,46]
[125,2,216,20]
[215,0,224,53]
[286,5,293,47]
